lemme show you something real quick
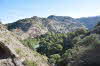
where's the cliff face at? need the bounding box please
[0,24,49,66]
[7,15,86,39]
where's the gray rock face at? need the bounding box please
[46,16,85,33]
[0,59,15,66]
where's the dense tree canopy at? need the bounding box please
[21,28,91,66]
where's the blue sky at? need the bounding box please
[0,0,100,23]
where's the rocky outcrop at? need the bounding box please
[0,24,49,66]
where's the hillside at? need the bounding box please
[0,24,49,66]
[22,21,100,66]
[1,15,100,66]
[6,15,86,40]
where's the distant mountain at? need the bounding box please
[77,16,100,29]
[6,15,85,39]
[48,15,77,22]
[46,15,85,33]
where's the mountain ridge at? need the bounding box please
[77,16,100,29]
[6,15,86,39]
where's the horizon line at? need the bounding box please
[1,15,100,24]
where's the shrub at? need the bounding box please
[23,60,37,66]
[78,34,100,46]
[49,54,61,64]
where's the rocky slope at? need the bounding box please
[6,15,86,39]
[0,24,49,66]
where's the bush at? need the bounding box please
[21,38,39,50]
[23,60,37,66]
[49,54,61,64]
[78,34,100,46]
[75,28,88,36]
